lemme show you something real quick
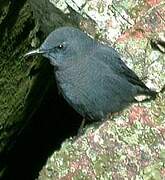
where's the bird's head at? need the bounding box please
[24,27,95,67]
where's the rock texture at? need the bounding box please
[37,0,165,180]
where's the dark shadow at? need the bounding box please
[2,61,82,180]
[0,0,27,39]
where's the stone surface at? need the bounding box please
[37,0,165,179]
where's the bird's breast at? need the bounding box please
[55,62,91,88]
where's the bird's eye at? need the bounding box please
[57,44,64,49]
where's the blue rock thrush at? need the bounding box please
[24,26,157,121]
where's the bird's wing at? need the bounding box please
[94,44,148,90]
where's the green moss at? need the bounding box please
[0,1,37,157]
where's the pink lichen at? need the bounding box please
[146,0,161,6]
[128,106,155,126]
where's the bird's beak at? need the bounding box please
[24,48,46,57]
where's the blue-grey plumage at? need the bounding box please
[24,27,157,120]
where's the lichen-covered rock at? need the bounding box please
[39,117,165,179]
[37,0,165,179]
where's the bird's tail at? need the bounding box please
[144,89,157,101]
[134,87,157,102]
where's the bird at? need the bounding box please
[24,26,157,121]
